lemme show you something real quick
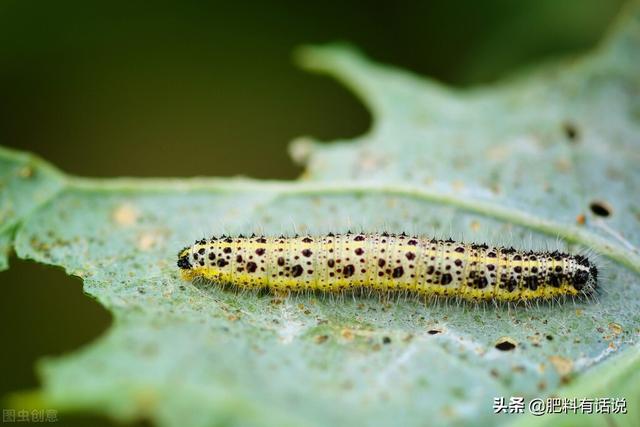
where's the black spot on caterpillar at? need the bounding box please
[177,233,598,302]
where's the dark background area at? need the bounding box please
[0,0,628,425]
[0,0,627,179]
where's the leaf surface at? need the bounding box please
[3,4,640,427]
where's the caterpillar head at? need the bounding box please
[572,255,598,296]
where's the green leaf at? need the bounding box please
[3,3,640,427]
[508,342,640,427]
[0,147,66,271]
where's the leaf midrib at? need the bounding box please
[62,175,640,276]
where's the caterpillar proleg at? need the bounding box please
[177,233,598,302]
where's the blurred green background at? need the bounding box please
[0,0,629,425]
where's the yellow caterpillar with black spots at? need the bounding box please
[177,233,598,302]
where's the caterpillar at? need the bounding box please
[177,233,598,302]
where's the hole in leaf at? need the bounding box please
[0,258,113,412]
[495,338,517,351]
[562,121,580,142]
[589,201,612,217]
